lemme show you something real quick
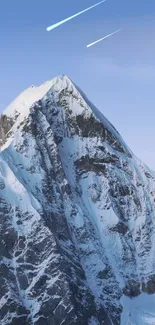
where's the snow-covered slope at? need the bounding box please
[0,75,155,325]
[3,78,59,118]
[121,294,155,325]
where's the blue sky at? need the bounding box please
[0,0,155,168]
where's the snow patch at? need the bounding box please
[121,293,155,325]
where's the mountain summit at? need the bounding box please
[0,75,155,325]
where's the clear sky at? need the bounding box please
[0,0,155,169]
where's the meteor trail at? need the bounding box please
[87,29,123,48]
[46,0,106,32]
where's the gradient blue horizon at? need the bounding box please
[0,0,155,169]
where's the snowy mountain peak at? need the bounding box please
[1,74,132,158]
[2,75,72,118]
[1,76,155,324]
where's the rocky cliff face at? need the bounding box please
[0,75,155,325]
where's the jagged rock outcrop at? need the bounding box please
[0,75,155,325]
[0,114,15,146]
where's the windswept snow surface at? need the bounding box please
[3,77,61,118]
[121,294,155,325]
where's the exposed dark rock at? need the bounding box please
[123,280,141,297]
[142,275,155,294]
[0,114,15,145]
[74,155,107,175]
[109,222,128,235]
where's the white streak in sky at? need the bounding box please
[46,0,106,31]
[87,29,123,48]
